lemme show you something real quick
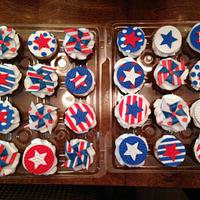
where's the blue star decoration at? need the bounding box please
[126,101,143,118]
[71,108,88,125]
[162,101,187,125]
[160,30,177,48]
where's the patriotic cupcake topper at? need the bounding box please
[24,64,58,98]
[0,140,20,176]
[114,57,145,94]
[117,26,146,58]
[155,135,186,167]
[26,102,57,133]
[194,137,200,164]
[154,58,188,91]
[62,139,95,171]
[190,99,200,128]
[64,102,96,134]
[63,28,95,60]
[115,134,148,167]
[65,66,95,96]
[152,26,182,57]
[22,138,57,175]
[27,31,58,59]
[189,61,200,91]
[0,99,20,134]
[187,23,200,53]
[115,94,151,129]
[154,94,190,133]
[0,63,22,96]
[0,26,20,60]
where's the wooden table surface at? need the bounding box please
[1,0,200,188]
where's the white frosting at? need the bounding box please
[189,61,200,91]
[194,136,200,163]
[190,99,200,128]
[0,26,20,60]
[154,94,190,132]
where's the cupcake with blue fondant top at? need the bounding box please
[189,61,200,91]
[27,31,58,60]
[117,26,147,58]
[65,66,95,97]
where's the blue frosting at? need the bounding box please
[188,23,200,51]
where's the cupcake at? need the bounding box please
[117,26,146,58]
[152,25,182,57]
[114,57,145,94]
[190,99,200,128]
[193,136,200,164]
[65,66,95,97]
[154,58,188,91]
[62,139,95,171]
[0,99,20,134]
[0,26,20,60]
[22,138,57,175]
[0,63,22,96]
[0,140,20,176]
[154,94,190,132]
[154,135,186,167]
[189,61,200,91]
[27,30,58,60]
[24,64,58,98]
[114,94,151,129]
[115,133,148,167]
[63,28,95,60]
[64,102,97,134]
[187,23,200,53]
[25,102,57,134]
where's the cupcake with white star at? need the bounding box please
[189,61,200,91]
[65,66,95,97]
[114,57,146,94]
[114,94,151,129]
[0,63,22,97]
[22,138,57,175]
[117,26,147,58]
[0,99,20,134]
[152,25,182,57]
[154,94,190,133]
[115,133,148,167]
[154,58,188,91]
[27,30,58,60]
[0,26,20,60]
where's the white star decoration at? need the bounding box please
[29,150,47,169]
[123,67,141,86]
[71,72,87,88]
[124,142,143,161]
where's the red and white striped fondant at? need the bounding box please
[115,94,151,129]
[194,137,200,164]
[64,102,97,134]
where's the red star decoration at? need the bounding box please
[163,144,181,161]
[0,73,8,85]
[0,111,7,123]
[34,34,51,50]
[124,31,141,48]
[196,32,200,43]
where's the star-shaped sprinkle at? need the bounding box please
[160,30,177,48]
[34,34,51,50]
[29,150,47,169]
[163,144,181,161]
[126,101,143,118]
[123,67,141,86]
[71,108,88,125]
[0,73,8,85]
[124,142,143,161]
[70,72,87,89]
[0,111,7,123]
[124,31,141,48]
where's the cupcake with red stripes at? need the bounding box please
[154,58,188,91]
[63,28,95,60]
[64,102,97,134]
[0,140,20,176]
[114,94,151,129]
[24,64,58,98]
